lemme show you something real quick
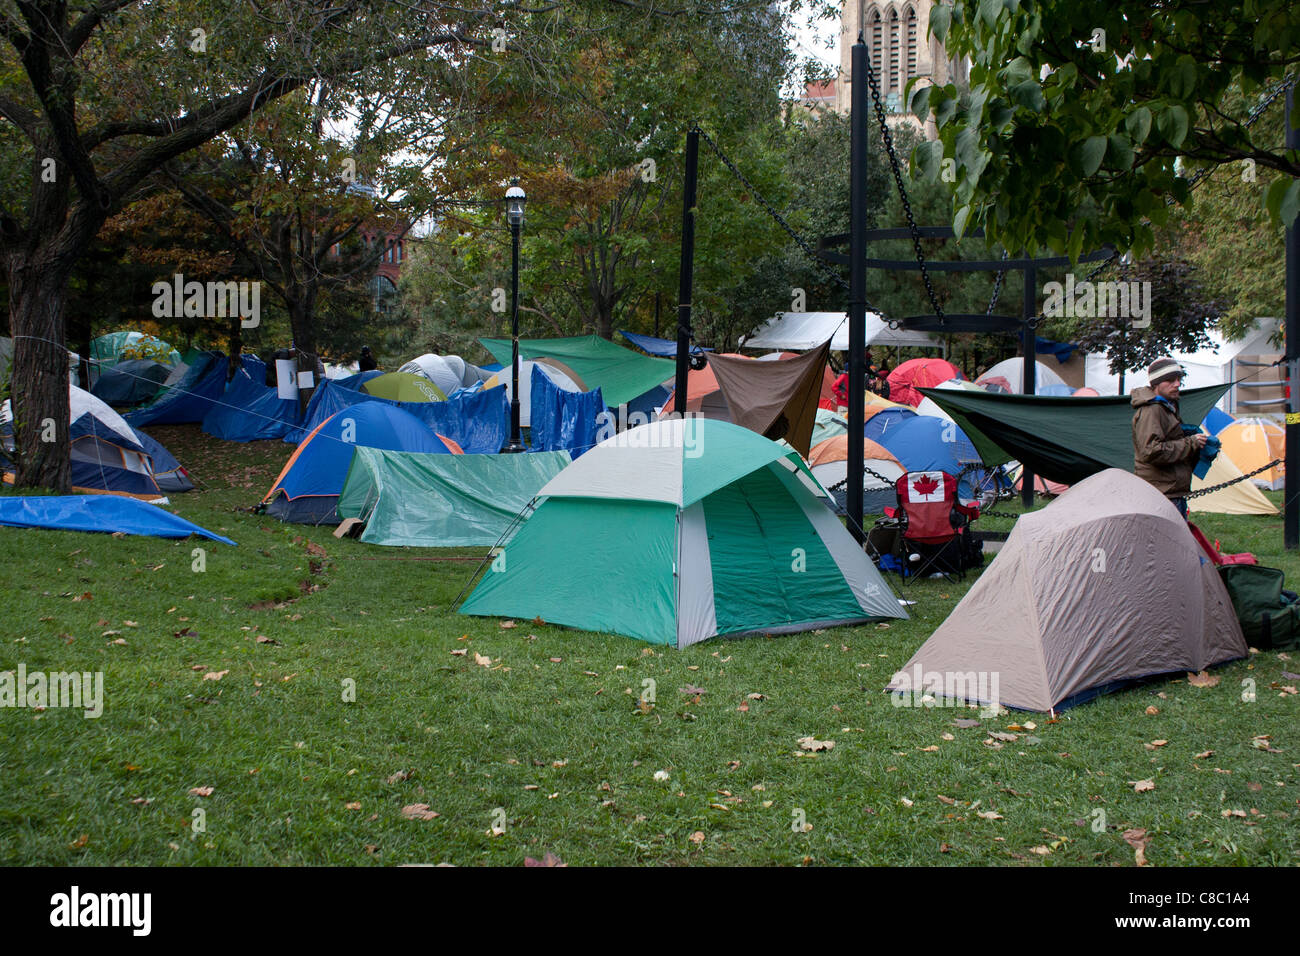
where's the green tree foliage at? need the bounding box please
[0,0,499,489]
[398,1,794,358]
[914,0,1300,265]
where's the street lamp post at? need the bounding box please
[504,181,527,453]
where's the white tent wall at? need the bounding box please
[741,311,943,353]
[675,502,719,649]
[978,358,1068,393]
[1081,318,1281,413]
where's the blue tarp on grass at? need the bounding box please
[0,495,235,545]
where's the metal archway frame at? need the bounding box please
[818,223,1115,505]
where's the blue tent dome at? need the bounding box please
[262,402,457,523]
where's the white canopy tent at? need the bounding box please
[1082,318,1280,410]
[741,311,942,352]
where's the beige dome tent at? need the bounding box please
[887,469,1246,712]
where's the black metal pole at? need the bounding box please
[505,219,525,452]
[1285,87,1298,548]
[1020,265,1037,508]
[675,128,699,418]
[847,34,868,542]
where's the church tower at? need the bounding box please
[833,0,966,139]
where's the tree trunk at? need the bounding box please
[226,316,242,380]
[8,258,72,491]
[288,292,321,410]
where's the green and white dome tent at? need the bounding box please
[460,418,907,648]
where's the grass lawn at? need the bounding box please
[1,424,1297,866]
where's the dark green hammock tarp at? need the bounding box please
[918,383,1231,485]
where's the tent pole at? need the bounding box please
[1286,87,1298,549]
[1021,265,1037,509]
[675,127,699,418]
[847,33,868,542]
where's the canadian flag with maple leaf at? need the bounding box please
[908,472,946,503]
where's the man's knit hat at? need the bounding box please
[1147,357,1184,385]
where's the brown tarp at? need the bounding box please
[885,469,1247,712]
[708,340,831,457]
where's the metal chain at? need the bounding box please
[855,49,945,322]
[694,126,856,299]
[985,248,1008,316]
[1183,73,1296,193]
[1185,457,1284,499]
[827,462,900,492]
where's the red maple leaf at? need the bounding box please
[911,474,940,497]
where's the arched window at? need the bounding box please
[396,241,403,263]
[869,8,884,92]
[370,275,398,313]
[905,6,918,89]
[888,7,900,94]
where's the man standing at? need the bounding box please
[1131,357,1207,517]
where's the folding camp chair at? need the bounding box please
[884,470,978,585]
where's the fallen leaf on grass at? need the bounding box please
[1122,828,1149,867]
[499,620,517,629]
[474,653,492,667]
[188,786,214,797]
[345,802,361,810]
[1221,809,1248,819]
[1187,671,1220,688]
[202,670,228,681]
[977,810,1003,820]
[1129,779,1156,793]
[987,731,1019,742]
[450,649,467,656]
[1194,750,1214,759]
[1145,705,1159,715]
[797,736,834,752]
[524,852,566,867]
[937,795,956,805]
[688,831,705,845]
[680,685,706,695]
[1029,845,1052,856]
[386,771,409,784]
[1144,739,1169,750]
[401,804,439,821]
[953,718,981,729]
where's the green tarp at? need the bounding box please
[337,447,571,547]
[918,383,1231,485]
[478,335,674,408]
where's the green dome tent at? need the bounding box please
[89,331,182,369]
[460,418,906,647]
[360,371,446,403]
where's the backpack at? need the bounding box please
[1217,565,1300,651]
